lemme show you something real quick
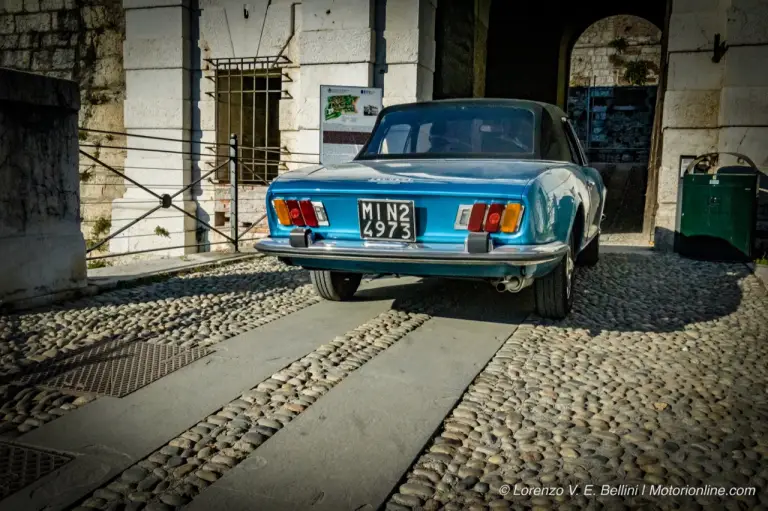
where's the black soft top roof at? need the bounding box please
[381,98,568,120]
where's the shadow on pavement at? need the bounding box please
[359,252,747,334]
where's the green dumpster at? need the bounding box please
[676,154,759,262]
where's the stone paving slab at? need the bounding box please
[187,293,531,511]
[0,278,416,511]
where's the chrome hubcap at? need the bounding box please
[565,248,574,299]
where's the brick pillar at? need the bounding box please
[110,0,196,259]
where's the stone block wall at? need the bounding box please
[570,15,662,87]
[0,0,126,261]
[0,0,440,259]
[0,69,86,305]
[654,0,768,251]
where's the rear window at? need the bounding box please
[358,105,537,159]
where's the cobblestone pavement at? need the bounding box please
[71,290,444,511]
[0,258,318,438]
[3,252,768,511]
[387,253,768,511]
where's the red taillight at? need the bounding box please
[285,200,305,227]
[484,203,504,233]
[299,200,318,227]
[467,203,487,232]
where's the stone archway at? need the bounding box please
[566,15,662,239]
[484,0,666,106]
[430,0,669,240]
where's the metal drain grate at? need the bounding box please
[13,341,211,398]
[0,442,71,500]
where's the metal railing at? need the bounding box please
[78,128,319,262]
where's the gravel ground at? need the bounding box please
[387,253,768,511]
[71,292,440,511]
[0,257,318,439]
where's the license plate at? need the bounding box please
[357,199,416,242]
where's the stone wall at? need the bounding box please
[0,69,86,306]
[0,0,126,262]
[654,0,768,251]
[570,15,662,87]
[0,0,438,259]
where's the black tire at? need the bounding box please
[534,236,575,320]
[310,270,362,301]
[577,234,600,267]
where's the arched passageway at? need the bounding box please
[431,0,668,237]
[566,15,662,237]
[484,0,666,106]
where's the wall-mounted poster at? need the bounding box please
[319,85,383,166]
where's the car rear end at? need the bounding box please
[256,166,567,281]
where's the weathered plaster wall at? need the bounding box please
[197,0,336,247]
[570,15,662,87]
[111,0,436,255]
[195,0,294,247]
[655,0,768,250]
[0,69,86,305]
[0,0,126,260]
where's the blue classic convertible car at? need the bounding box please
[255,99,606,319]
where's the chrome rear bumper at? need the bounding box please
[254,238,568,266]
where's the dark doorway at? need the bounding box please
[483,0,667,107]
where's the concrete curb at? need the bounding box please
[1,253,262,313]
[746,262,768,292]
[88,253,261,292]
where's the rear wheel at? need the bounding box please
[534,236,575,320]
[577,234,600,267]
[310,270,362,301]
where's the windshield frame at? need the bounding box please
[354,101,543,161]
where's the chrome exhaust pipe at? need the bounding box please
[493,277,523,293]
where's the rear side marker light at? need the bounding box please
[285,199,305,227]
[273,199,292,226]
[467,203,487,232]
[484,203,505,233]
[501,203,524,233]
[299,200,318,227]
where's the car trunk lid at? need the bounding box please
[268,159,560,244]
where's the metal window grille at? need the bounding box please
[207,56,289,184]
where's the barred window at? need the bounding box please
[211,58,284,184]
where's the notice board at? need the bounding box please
[319,85,383,166]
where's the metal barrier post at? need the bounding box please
[229,134,239,252]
